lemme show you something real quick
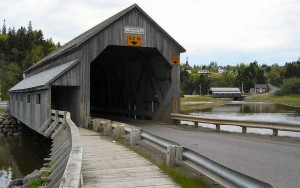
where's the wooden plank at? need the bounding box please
[79,128,179,188]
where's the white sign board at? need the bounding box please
[125,27,144,34]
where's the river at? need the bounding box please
[0,102,7,108]
[0,126,51,187]
[189,101,300,137]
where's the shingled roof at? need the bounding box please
[25,4,186,74]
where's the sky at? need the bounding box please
[0,0,299,66]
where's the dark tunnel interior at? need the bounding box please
[90,45,172,120]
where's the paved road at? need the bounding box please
[129,122,300,188]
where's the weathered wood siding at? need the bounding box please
[52,63,81,86]
[26,50,79,78]
[10,90,50,132]
[80,9,181,126]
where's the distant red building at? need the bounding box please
[255,84,268,93]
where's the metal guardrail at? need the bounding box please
[106,122,273,188]
[182,149,272,188]
[140,131,179,149]
[171,113,300,136]
[39,110,83,188]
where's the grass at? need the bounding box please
[181,95,225,113]
[0,106,5,113]
[181,95,219,102]
[247,94,300,107]
[113,136,208,188]
[157,163,208,188]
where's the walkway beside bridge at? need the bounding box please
[78,127,180,188]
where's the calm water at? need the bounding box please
[0,126,51,188]
[0,102,7,108]
[189,101,300,137]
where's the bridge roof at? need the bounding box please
[210,87,241,92]
[10,59,78,92]
[255,84,267,88]
[24,4,186,74]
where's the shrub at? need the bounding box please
[275,77,300,95]
[27,178,43,188]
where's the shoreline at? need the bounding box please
[180,95,300,114]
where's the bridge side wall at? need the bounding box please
[10,89,50,132]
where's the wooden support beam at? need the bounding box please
[146,64,163,104]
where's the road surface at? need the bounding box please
[128,121,300,188]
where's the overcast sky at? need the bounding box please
[1,0,299,66]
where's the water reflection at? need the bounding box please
[190,102,300,137]
[0,126,51,187]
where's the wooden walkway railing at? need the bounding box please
[171,113,300,136]
[38,110,83,188]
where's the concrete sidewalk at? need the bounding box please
[78,128,180,188]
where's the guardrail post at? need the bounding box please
[216,124,220,131]
[130,128,141,146]
[103,120,112,135]
[166,145,176,167]
[116,125,125,137]
[175,146,183,163]
[194,122,198,127]
[172,119,181,125]
[242,127,247,134]
[273,129,278,136]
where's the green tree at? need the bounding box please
[236,61,266,92]
[0,21,59,100]
[275,78,300,95]
[2,19,6,35]
[283,61,300,78]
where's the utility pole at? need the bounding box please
[242,82,244,93]
[199,84,202,95]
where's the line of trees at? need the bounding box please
[181,60,300,95]
[0,20,60,100]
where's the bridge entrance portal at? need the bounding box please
[90,45,172,120]
[51,86,80,124]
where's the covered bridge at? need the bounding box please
[9,4,185,132]
[209,87,242,100]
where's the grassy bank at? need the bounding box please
[181,96,225,113]
[181,96,220,102]
[246,94,300,107]
[0,106,6,113]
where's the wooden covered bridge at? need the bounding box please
[9,4,185,131]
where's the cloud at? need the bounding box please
[0,0,299,65]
